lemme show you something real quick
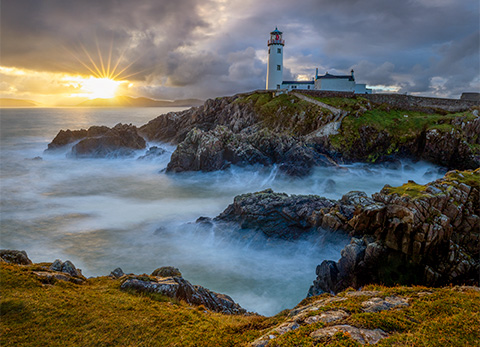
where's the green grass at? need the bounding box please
[0,263,272,347]
[235,92,331,135]
[382,168,479,199]
[310,96,371,113]
[329,107,478,161]
[2,263,479,346]
[269,284,480,346]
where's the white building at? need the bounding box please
[266,28,372,94]
[266,27,284,90]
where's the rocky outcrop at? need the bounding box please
[213,188,342,239]
[214,169,479,294]
[46,123,146,158]
[250,289,409,346]
[0,250,32,265]
[121,267,246,315]
[139,95,259,144]
[165,125,337,176]
[30,258,87,284]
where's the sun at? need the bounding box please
[82,77,121,99]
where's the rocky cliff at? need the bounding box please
[139,91,479,174]
[46,91,479,174]
[213,169,479,294]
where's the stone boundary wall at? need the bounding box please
[297,90,479,113]
[364,94,479,112]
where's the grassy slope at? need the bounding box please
[273,285,479,346]
[234,93,479,162]
[0,263,273,347]
[2,263,479,346]
[235,93,331,135]
[313,96,479,161]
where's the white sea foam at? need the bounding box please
[0,108,445,315]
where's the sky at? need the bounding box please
[1,0,479,105]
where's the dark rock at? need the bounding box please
[384,159,402,170]
[0,250,32,265]
[71,124,146,157]
[308,169,479,295]
[212,169,479,295]
[46,123,146,158]
[151,266,182,277]
[137,146,167,160]
[214,189,339,239]
[121,274,246,314]
[49,259,83,277]
[323,179,336,193]
[110,267,125,278]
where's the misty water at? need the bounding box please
[0,107,445,315]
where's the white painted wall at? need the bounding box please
[266,44,283,90]
[316,78,355,92]
[354,84,372,94]
[281,83,314,91]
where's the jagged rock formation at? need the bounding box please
[214,169,480,293]
[0,250,32,265]
[213,188,344,239]
[120,267,246,315]
[138,91,479,175]
[46,123,146,157]
[45,91,479,173]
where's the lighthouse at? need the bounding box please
[266,27,284,90]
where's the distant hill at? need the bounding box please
[77,95,203,107]
[0,98,41,107]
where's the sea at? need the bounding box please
[0,107,445,316]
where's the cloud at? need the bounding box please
[1,0,478,99]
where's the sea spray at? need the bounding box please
[0,107,446,315]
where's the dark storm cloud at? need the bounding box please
[1,0,209,78]
[1,0,478,99]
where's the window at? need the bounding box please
[277,65,281,71]
[308,86,310,90]
[276,84,280,89]
[277,48,281,54]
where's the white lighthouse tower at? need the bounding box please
[266,27,284,90]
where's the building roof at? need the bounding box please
[282,80,314,85]
[270,27,283,35]
[317,73,354,81]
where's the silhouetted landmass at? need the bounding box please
[0,98,41,107]
[77,95,203,107]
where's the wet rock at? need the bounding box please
[310,325,389,344]
[214,189,339,239]
[0,250,32,265]
[151,266,182,277]
[137,146,166,160]
[46,123,146,157]
[324,179,336,193]
[110,267,125,278]
[121,274,246,315]
[215,169,479,295]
